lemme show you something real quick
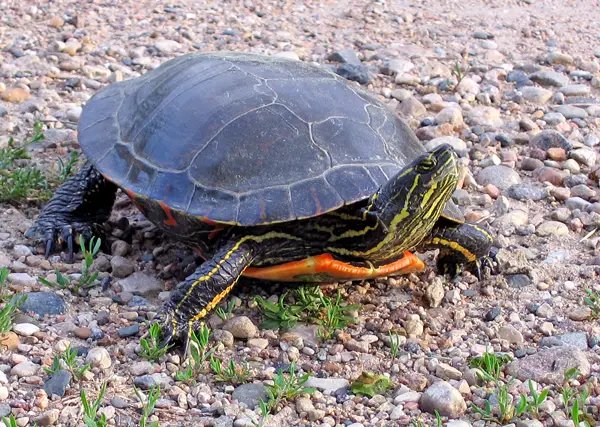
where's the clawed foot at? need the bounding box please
[25,216,102,263]
[437,247,499,281]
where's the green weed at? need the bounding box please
[252,398,269,427]
[315,290,359,339]
[389,331,402,360]
[56,151,80,183]
[175,324,214,382]
[39,236,101,293]
[263,361,315,412]
[0,122,50,202]
[516,379,548,419]
[468,350,512,384]
[253,293,303,329]
[215,299,235,321]
[0,293,27,336]
[135,384,160,427]
[81,382,107,427]
[1,414,19,427]
[139,323,171,362]
[583,288,600,318]
[210,356,251,385]
[45,344,90,381]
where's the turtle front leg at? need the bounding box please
[25,161,117,262]
[421,222,497,279]
[153,238,257,354]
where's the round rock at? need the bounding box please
[231,383,268,408]
[420,381,467,417]
[86,347,112,369]
[19,292,66,317]
[476,165,521,190]
[223,316,257,339]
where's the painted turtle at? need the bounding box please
[27,52,494,347]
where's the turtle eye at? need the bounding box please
[417,157,437,172]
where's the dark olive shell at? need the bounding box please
[78,51,462,225]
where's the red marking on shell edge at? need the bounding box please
[159,201,178,226]
[198,216,227,240]
[124,188,145,213]
[311,188,322,215]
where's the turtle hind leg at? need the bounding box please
[153,237,257,350]
[25,161,118,262]
[422,222,497,279]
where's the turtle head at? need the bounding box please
[368,143,459,252]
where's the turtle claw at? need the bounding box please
[44,238,54,259]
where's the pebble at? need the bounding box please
[558,84,590,96]
[334,63,373,85]
[536,221,569,236]
[118,324,140,338]
[570,148,596,167]
[110,256,134,278]
[7,272,36,287]
[118,272,163,295]
[304,377,349,394]
[12,323,40,337]
[476,165,521,190]
[43,370,72,397]
[86,347,112,369]
[520,86,552,104]
[529,129,572,151]
[420,381,467,417]
[18,292,66,317]
[506,347,590,385]
[556,105,588,119]
[231,383,267,408]
[529,70,569,87]
[497,324,524,344]
[223,316,257,339]
[11,361,39,377]
[539,332,588,349]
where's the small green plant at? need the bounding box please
[264,361,315,412]
[449,60,470,92]
[1,414,19,427]
[0,294,27,335]
[516,379,548,419]
[78,235,101,287]
[210,356,251,385]
[215,299,235,321]
[0,122,50,202]
[389,331,402,360]
[253,293,303,329]
[56,151,80,183]
[175,323,214,382]
[81,382,108,427]
[252,398,269,427]
[45,344,90,381]
[139,323,171,362]
[468,350,512,384]
[583,288,600,318]
[39,236,101,293]
[135,384,160,427]
[472,383,517,423]
[410,419,426,427]
[315,290,359,339]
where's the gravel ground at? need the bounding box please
[1,0,600,426]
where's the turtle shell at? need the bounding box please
[78,51,463,226]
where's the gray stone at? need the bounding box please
[397,97,426,118]
[0,404,10,418]
[498,324,524,344]
[19,292,66,317]
[231,383,268,408]
[335,63,373,85]
[520,86,553,104]
[223,316,257,339]
[529,70,569,87]
[570,148,596,167]
[420,381,466,417]
[43,369,72,397]
[86,347,112,369]
[380,59,414,76]
[536,221,569,236]
[556,105,588,119]
[466,106,502,127]
[506,184,547,201]
[118,324,140,338]
[305,377,349,393]
[424,136,466,152]
[476,165,521,190]
[7,272,35,287]
[543,112,566,125]
[516,420,543,427]
[12,322,40,336]
[539,332,588,349]
[328,48,360,65]
[111,256,134,278]
[154,39,182,54]
[565,197,591,211]
[529,130,572,151]
[558,84,590,97]
[118,272,163,295]
[11,361,39,377]
[506,346,590,385]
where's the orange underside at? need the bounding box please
[243,252,425,282]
